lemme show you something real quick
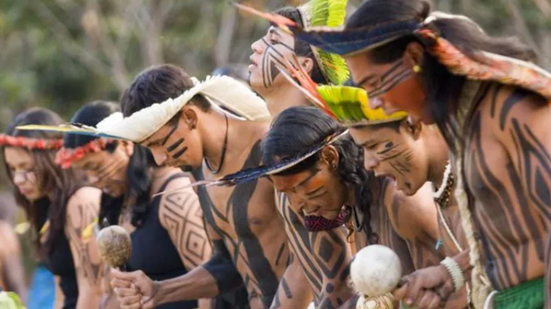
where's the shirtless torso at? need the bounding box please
[462,82,551,290]
[192,121,299,309]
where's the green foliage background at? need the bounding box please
[0,0,549,286]
[0,0,550,185]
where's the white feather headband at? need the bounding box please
[96,75,270,143]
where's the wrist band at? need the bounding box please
[141,280,160,305]
[440,257,465,292]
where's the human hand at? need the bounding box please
[110,269,159,309]
[392,265,454,309]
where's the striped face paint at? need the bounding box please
[366,60,413,99]
[249,27,296,89]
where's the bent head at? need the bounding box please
[249,7,325,97]
[349,120,430,196]
[2,108,83,254]
[344,0,431,124]
[121,64,211,169]
[262,106,365,231]
[344,0,536,130]
[63,101,133,197]
[2,108,66,202]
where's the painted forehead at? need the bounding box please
[272,168,323,193]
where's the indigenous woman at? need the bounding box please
[1,108,103,309]
[58,101,212,309]
[272,0,551,307]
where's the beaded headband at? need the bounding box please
[0,134,63,150]
[56,138,115,169]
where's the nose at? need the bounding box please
[369,96,384,110]
[250,39,264,55]
[13,172,25,185]
[363,154,379,171]
[151,149,168,166]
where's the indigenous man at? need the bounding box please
[102,64,312,309]
[348,119,469,308]
[246,2,454,308]
[248,2,360,307]
[274,0,551,307]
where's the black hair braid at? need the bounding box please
[334,137,373,239]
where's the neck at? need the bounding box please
[200,111,230,172]
[424,130,449,188]
[259,81,311,117]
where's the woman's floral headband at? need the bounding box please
[0,134,63,150]
[56,138,114,169]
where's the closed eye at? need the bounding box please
[305,186,325,197]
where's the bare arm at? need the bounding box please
[111,220,243,309]
[269,252,312,309]
[493,87,551,307]
[0,222,26,301]
[65,187,104,309]
[158,176,213,309]
[385,183,443,270]
[275,193,355,308]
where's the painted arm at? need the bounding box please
[0,222,27,302]
[65,187,104,309]
[275,193,356,309]
[493,87,551,307]
[385,183,443,269]
[269,252,312,309]
[111,220,243,309]
[386,182,470,309]
[158,176,214,309]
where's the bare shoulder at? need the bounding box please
[159,172,197,197]
[482,84,549,131]
[0,221,18,255]
[66,186,102,219]
[383,181,436,238]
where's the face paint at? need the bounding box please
[167,138,183,152]
[172,146,188,159]
[260,37,294,88]
[367,60,413,98]
[304,205,351,232]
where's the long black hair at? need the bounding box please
[64,101,156,227]
[2,108,84,255]
[346,0,537,152]
[262,106,373,236]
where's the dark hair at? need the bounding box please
[346,0,537,151]
[64,101,156,227]
[274,7,326,84]
[120,64,211,118]
[2,108,84,254]
[262,106,374,236]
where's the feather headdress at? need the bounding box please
[153,129,350,196]
[276,55,407,126]
[17,76,271,142]
[244,5,551,101]
[298,0,350,85]
[235,0,349,85]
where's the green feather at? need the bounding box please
[318,86,365,121]
[317,86,408,124]
[305,0,350,85]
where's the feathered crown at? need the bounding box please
[277,55,407,126]
[16,76,271,142]
[235,1,349,85]
[298,0,350,85]
[242,5,551,100]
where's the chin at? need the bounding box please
[25,192,43,202]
